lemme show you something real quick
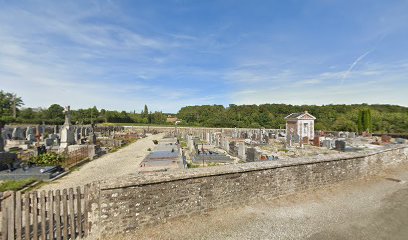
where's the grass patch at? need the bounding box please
[0,178,37,192]
[207,162,219,167]
[186,162,200,168]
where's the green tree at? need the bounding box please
[47,104,64,119]
[143,105,149,117]
[357,109,372,133]
[0,91,23,116]
[0,91,23,124]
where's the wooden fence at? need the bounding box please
[1,186,90,240]
[64,147,90,169]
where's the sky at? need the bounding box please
[0,0,407,113]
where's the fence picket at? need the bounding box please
[69,188,75,238]
[32,192,38,240]
[40,191,46,240]
[24,193,30,240]
[76,186,82,239]
[48,191,54,240]
[62,189,68,240]
[15,192,22,240]
[2,185,90,240]
[1,193,8,240]
[55,190,61,240]
[83,185,89,237]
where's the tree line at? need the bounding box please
[177,104,408,133]
[1,90,407,133]
[0,90,168,125]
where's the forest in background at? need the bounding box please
[1,90,407,133]
[177,104,408,133]
[0,91,168,125]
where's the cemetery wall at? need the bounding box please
[87,145,408,238]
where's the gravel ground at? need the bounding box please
[110,166,408,240]
[37,133,165,191]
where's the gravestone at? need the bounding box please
[26,134,35,142]
[75,127,81,144]
[313,136,320,146]
[224,138,230,152]
[381,135,391,143]
[89,133,97,144]
[54,125,59,134]
[335,140,346,151]
[238,142,246,159]
[60,106,75,149]
[246,147,256,162]
[44,138,54,146]
[12,127,24,140]
[322,140,332,149]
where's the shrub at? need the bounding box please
[29,152,65,166]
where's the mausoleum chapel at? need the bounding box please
[285,111,316,141]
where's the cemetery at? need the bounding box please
[0,106,407,240]
[172,111,407,168]
[139,137,182,172]
[0,106,145,184]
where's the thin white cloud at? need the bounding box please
[341,50,372,83]
[230,61,408,107]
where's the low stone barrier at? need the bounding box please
[87,145,408,238]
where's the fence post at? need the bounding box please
[32,192,38,240]
[84,182,101,238]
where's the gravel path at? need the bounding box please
[37,133,165,191]
[112,166,408,240]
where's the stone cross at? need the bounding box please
[63,106,72,126]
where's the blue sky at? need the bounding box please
[0,0,407,113]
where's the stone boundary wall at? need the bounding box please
[88,145,408,238]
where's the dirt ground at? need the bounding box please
[109,166,408,240]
